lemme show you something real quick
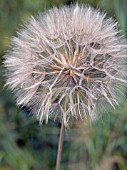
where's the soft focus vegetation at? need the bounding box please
[0,0,127,170]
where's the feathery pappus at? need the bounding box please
[4,4,127,126]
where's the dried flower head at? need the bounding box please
[4,4,127,126]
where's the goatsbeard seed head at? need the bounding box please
[3,4,127,126]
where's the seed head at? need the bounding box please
[4,4,127,126]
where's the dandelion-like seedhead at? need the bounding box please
[4,4,127,126]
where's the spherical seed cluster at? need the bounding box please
[4,4,127,126]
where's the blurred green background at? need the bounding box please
[0,0,127,170]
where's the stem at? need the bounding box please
[56,119,65,170]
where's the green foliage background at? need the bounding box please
[0,0,127,170]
